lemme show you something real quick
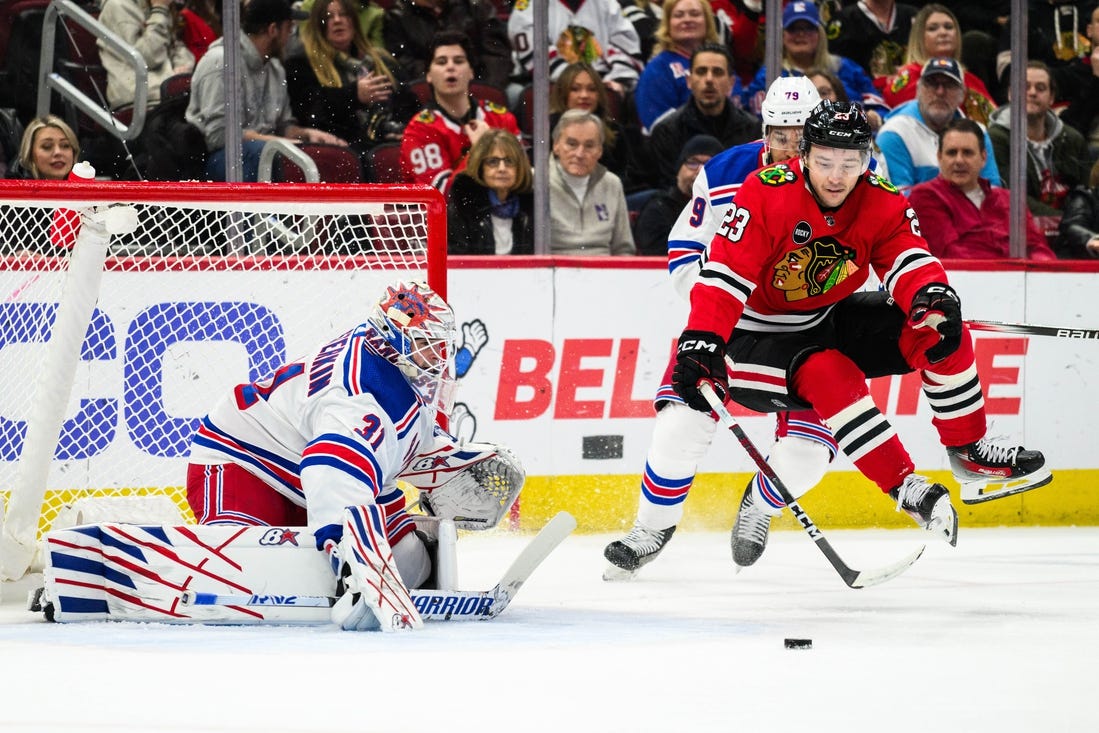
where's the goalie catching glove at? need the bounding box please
[402,441,525,530]
[908,283,963,364]
[672,330,728,412]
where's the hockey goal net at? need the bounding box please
[0,180,447,580]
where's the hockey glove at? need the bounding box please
[672,330,729,412]
[909,283,963,364]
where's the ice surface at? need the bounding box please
[1,526,1096,733]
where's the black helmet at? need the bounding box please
[799,100,873,156]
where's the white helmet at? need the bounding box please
[366,280,457,411]
[760,75,822,133]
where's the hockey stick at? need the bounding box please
[967,320,1099,340]
[699,383,924,589]
[181,511,577,621]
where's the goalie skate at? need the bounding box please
[602,522,676,581]
[948,439,1053,505]
[890,474,958,547]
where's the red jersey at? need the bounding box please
[687,156,948,338]
[399,99,520,195]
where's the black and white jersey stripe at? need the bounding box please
[883,248,940,295]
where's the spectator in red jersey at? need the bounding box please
[908,118,1055,260]
[399,30,520,195]
[878,4,997,125]
[180,0,221,63]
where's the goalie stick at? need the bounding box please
[173,510,578,622]
[966,320,1099,340]
[699,383,924,589]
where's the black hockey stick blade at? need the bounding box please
[699,383,924,589]
[966,320,1099,340]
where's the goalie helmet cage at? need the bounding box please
[0,180,447,581]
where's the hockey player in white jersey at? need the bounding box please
[605,77,838,578]
[187,280,521,631]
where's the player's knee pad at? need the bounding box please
[649,401,717,467]
[792,349,870,418]
[768,436,832,498]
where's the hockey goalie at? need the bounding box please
[35,280,567,631]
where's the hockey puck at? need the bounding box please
[784,638,812,650]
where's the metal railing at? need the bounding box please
[37,0,148,141]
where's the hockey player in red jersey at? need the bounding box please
[400,30,520,196]
[672,100,1052,547]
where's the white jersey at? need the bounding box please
[190,322,452,530]
[508,0,644,86]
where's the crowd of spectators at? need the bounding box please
[4,0,1099,260]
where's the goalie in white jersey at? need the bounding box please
[187,280,523,631]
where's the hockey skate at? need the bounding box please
[731,481,771,570]
[948,438,1053,504]
[602,522,676,581]
[889,474,958,546]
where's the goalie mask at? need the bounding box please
[367,281,457,412]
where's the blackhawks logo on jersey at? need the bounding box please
[772,238,859,302]
[415,109,437,124]
[867,172,899,194]
[757,163,797,186]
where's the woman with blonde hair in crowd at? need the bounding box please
[285,0,414,162]
[634,0,720,134]
[447,129,534,255]
[6,115,79,180]
[549,62,634,185]
[878,3,996,124]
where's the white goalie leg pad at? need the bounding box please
[40,523,336,624]
[636,403,717,530]
[751,436,833,514]
[328,505,423,632]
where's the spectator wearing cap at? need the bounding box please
[634,134,723,255]
[185,0,348,181]
[878,4,997,125]
[908,118,1054,261]
[988,60,1089,225]
[742,0,888,128]
[876,55,1000,191]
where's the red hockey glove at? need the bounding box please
[909,283,962,364]
[672,330,728,412]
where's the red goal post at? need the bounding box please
[0,180,447,580]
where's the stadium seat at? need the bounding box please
[278,143,363,183]
[365,142,406,183]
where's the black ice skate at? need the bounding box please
[889,474,958,546]
[731,481,771,569]
[948,438,1053,504]
[603,522,676,581]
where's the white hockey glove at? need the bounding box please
[403,441,525,530]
